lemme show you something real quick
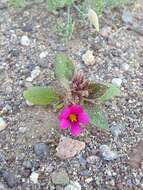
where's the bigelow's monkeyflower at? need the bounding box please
[59,105,90,136]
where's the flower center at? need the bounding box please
[69,114,77,122]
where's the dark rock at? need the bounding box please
[2,171,17,188]
[22,23,33,32]
[0,152,5,163]
[33,143,49,159]
[22,168,31,178]
[122,10,133,25]
[55,44,67,52]
[10,49,20,57]
[78,155,87,167]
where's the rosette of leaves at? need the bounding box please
[23,53,121,131]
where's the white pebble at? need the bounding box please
[112,78,122,87]
[122,63,129,71]
[39,51,48,59]
[64,181,81,190]
[30,172,39,184]
[0,117,7,132]
[20,35,30,46]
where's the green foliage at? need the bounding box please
[9,0,26,8]
[87,0,104,16]
[85,104,109,130]
[47,0,73,11]
[100,84,121,102]
[23,87,60,105]
[88,83,108,99]
[55,53,75,81]
[105,0,130,9]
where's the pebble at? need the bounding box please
[2,171,17,188]
[122,10,133,24]
[26,66,41,82]
[0,117,7,132]
[110,123,125,137]
[51,169,69,185]
[99,144,118,161]
[112,78,122,87]
[82,50,95,65]
[30,172,39,184]
[100,26,111,38]
[122,63,130,71]
[20,35,30,46]
[56,138,85,159]
[0,0,8,9]
[64,181,81,190]
[39,51,48,59]
[0,152,5,163]
[23,160,33,169]
[0,182,7,190]
[22,23,33,32]
[33,143,49,159]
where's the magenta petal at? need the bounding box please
[70,105,83,114]
[59,107,70,120]
[59,119,69,129]
[78,111,90,125]
[71,124,82,136]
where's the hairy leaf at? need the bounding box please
[23,87,61,105]
[88,83,108,99]
[100,84,121,102]
[85,104,109,130]
[55,53,75,81]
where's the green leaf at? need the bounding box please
[47,0,73,11]
[88,83,108,99]
[85,104,109,130]
[23,87,61,105]
[100,84,121,102]
[9,0,26,8]
[55,53,75,81]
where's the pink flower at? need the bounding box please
[59,105,90,136]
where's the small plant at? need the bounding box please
[9,0,26,8]
[23,54,121,136]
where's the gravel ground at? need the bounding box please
[0,0,143,190]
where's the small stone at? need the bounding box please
[22,23,33,32]
[26,67,41,82]
[112,78,122,87]
[99,144,118,161]
[85,177,93,183]
[20,35,30,46]
[55,44,67,52]
[64,181,81,190]
[34,143,49,159]
[56,138,85,159]
[100,26,111,38]
[82,50,95,65]
[0,152,5,163]
[39,51,48,59]
[0,182,7,190]
[122,63,129,71]
[87,155,97,164]
[0,117,7,132]
[78,155,87,167]
[51,169,69,185]
[30,172,39,184]
[2,171,17,188]
[0,0,8,9]
[110,123,125,137]
[122,10,133,24]
[31,67,40,79]
[23,160,33,169]
[22,168,31,178]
